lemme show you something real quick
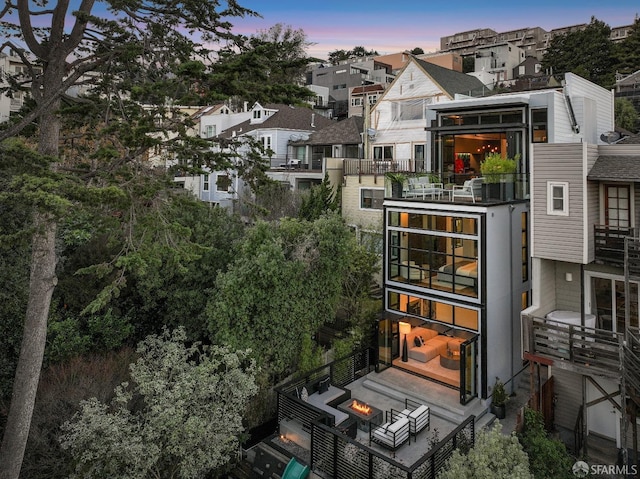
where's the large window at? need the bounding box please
[391,99,429,122]
[388,291,479,331]
[387,211,480,299]
[361,188,384,209]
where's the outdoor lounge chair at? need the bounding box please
[396,398,430,437]
[452,177,483,203]
[369,411,410,457]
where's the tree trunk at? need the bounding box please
[0,73,61,477]
[0,214,57,479]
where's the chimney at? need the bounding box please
[243,101,248,112]
[311,113,315,128]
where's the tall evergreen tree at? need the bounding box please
[542,17,618,87]
[0,1,258,477]
[616,18,640,76]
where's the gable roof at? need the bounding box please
[413,57,486,97]
[291,116,365,146]
[218,104,334,139]
[588,155,640,181]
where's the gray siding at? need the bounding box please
[553,368,583,431]
[531,143,586,263]
[554,262,582,312]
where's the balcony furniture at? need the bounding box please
[301,375,351,427]
[452,177,483,203]
[405,177,444,199]
[440,352,461,370]
[395,399,430,437]
[369,411,410,456]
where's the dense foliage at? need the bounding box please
[542,16,640,88]
[206,213,354,380]
[438,422,533,479]
[60,328,258,479]
[517,408,575,479]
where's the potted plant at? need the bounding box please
[480,153,519,200]
[384,172,407,198]
[491,377,509,419]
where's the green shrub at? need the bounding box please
[517,408,575,479]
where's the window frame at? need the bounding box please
[547,181,569,216]
[360,188,385,210]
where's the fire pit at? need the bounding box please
[338,398,383,432]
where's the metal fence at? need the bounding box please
[310,414,475,479]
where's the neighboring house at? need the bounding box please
[615,70,640,128]
[348,84,385,118]
[372,72,614,409]
[441,22,635,62]
[0,51,42,123]
[208,102,335,203]
[306,58,395,120]
[521,134,640,452]
[368,56,487,168]
[473,42,525,85]
[374,51,464,74]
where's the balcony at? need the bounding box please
[268,155,322,172]
[343,159,426,177]
[594,225,635,266]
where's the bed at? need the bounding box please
[436,260,477,288]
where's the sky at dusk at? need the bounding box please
[231,0,639,60]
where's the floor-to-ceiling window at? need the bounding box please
[428,106,528,194]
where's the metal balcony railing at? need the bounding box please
[594,225,635,266]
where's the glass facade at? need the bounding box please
[388,211,480,299]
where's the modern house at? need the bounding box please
[376,72,615,407]
[521,134,640,453]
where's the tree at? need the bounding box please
[438,422,533,479]
[59,327,258,479]
[208,23,316,105]
[298,173,340,221]
[0,0,257,476]
[206,214,353,380]
[615,18,640,76]
[615,98,640,132]
[411,47,424,55]
[541,17,618,87]
[327,46,379,65]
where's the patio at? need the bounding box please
[271,352,494,478]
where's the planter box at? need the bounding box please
[482,182,515,201]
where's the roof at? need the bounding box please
[291,116,365,146]
[588,155,640,181]
[218,104,334,139]
[351,84,385,95]
[617,132,640,144]
[413,57,486,97]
